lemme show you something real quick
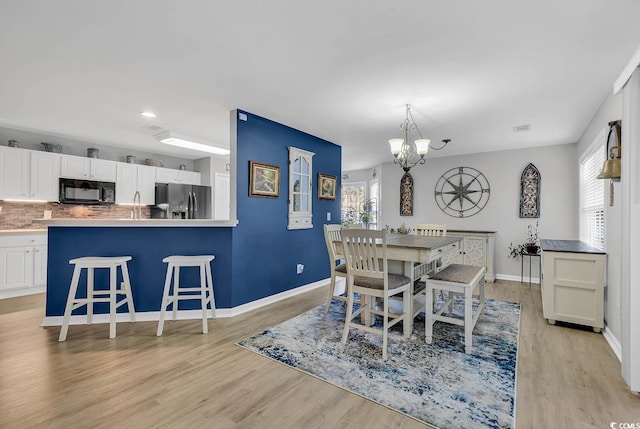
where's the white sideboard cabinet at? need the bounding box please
[441,230,496,282]
[540,239,605,332]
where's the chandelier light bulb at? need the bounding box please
[389,139,404,155]
[414,139,431,155]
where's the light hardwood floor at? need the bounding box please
[0,280,638,428]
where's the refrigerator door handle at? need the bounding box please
[192,191,198,219]
[188,192,193,219]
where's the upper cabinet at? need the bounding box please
[287,147,314,230]
[60,155,117,182]
[116,163,156,205]
[156,167,201,185]
[0,147,59,201]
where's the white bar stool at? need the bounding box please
[59,256,136,342]
[157,255,217,335]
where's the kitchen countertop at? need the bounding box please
[0,229,47,235]
[32,218,238,227]
[540,239,605,254]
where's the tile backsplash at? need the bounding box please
[0,202,150,230]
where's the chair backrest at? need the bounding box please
[323,224,343,263]
[341,229,386,281]
[414,223,447,236]
[343,223,364,229]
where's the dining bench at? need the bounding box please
[424,264,486,353]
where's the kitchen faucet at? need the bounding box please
[133,191,141,220]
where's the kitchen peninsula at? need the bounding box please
[37,218,237,326]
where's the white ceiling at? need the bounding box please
[1,1,639,170]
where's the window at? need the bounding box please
[341,182,365,225]
[579,137,606,249]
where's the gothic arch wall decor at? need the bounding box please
[400,172,413,216]
[519,163,541,218]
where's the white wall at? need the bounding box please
[576,91,624,351]
[379,143,578,278]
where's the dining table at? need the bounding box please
[336,233,463,334]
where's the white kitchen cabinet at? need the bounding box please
[441,230,496,282]
[30,151,61,201]
[60,155,117,182]
[0,146,30,199]
[155,167,201,185]
[116,163,156,205]
[0,233,47,292]
[0,147,59,202]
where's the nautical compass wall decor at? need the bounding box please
[434,167,490,218]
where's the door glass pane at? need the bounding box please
[301,195,308,212]
[301,158,309,174]
[294,158,301,173]
[302,176,309,191]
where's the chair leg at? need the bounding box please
[109,265,117,339]
[120,261,136,322]
[172,266,180,321]
[464,288,473,353]
[402,288,411,338]
[324,272,336,315]
[157,264,174,336]
[341,281,353,344]
[200,263,208,334]
[205,262,216,318]
[87,267,94,325]
[59,266,82,342]
[425,284,434,345]
[382,295,389,360]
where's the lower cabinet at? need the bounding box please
[0,233,47,292]
[441,230,496,282]
[540,242,605,332]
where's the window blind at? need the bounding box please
[580,143,605,249]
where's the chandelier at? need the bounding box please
[388,104,450,172]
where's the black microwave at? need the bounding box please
[59,178,116,205]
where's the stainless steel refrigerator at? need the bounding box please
[151,183,212,219]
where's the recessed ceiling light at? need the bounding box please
[141,111,157,118]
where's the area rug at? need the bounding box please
[237,297,520,429]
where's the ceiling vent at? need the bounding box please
[143,124,163,131]
[513,124,531,133]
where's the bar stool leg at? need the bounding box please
[200,263,208,334]
[59,266,82,342]
[157,263,174,336]
[172,266,180,321]
[120,261,136,322]
[109,265,117,339]
[87,267,94,325]
[205,262,216,318]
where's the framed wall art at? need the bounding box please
[318,173,337,200]
[249,161,280,198]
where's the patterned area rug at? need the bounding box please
[237,297,520,429]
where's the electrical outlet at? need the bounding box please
[296,264,304,274]
[327,212,331,221]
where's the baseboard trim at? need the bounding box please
[41,278,330,326]
[0,285,46,300]
[496,273,540,284]
[602,325,622,362]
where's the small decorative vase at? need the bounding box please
[525,244,539,254]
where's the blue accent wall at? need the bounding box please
[232,110,341,307]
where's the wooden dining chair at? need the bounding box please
[414,223,447,236]
[323,224,349,314]
[341,229,411,360]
